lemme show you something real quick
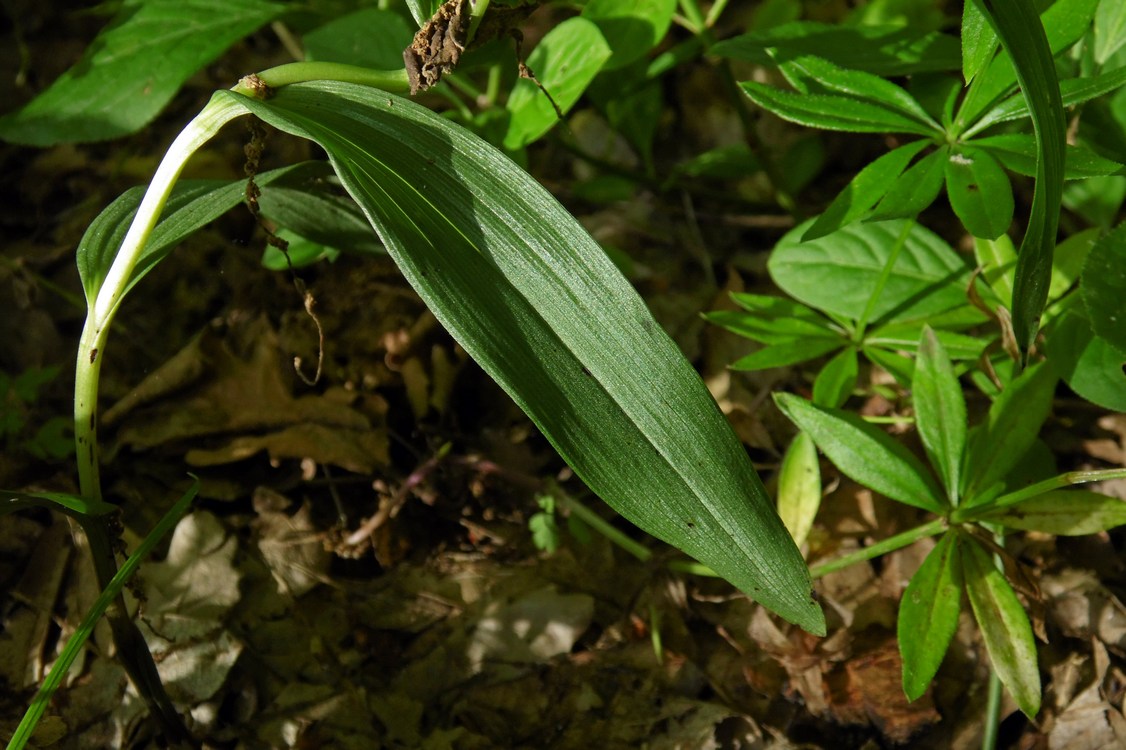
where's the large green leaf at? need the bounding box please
[769,219,972,325]
[1094,0,1126,64]
[1045,308,1126,411]
[1081,221,1126,353]
[913,328,966,504]
[774,393,946,512]
[223,81,823,633]
[0,0,282,146]
[77,162,328,305]
[961,538,1041,717]
[899,533,962,701]
[504,18,611,149]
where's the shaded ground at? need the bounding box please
[3,6,1126,750]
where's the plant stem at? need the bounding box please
[249,62,409,93]
[982,668,1003,749]
[808,517,946,579]
[554,490,654,563]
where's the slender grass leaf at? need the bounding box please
[980,490,1126,534]
[6,479,198,750]
[804,140,930,240]
[777,431,821,548]
[914,328,967,503]
[968,66,1126,137]
[961,538,1041,717]
[962,361,1057,499]
[0,0,282,146]
[225,82,824,633]
[945,147,1014,240]
[774,393,946,512]
[972,134,1124,180]
[711,22,961,75]
[1046,308,1126,411]
[77,162,326,305]
[505,18,611,149]
[777,56,939,129]
[581,0,677,70]
[730,338,842,370]
[1081,221,1126,353]
[899,533,963,701]
[770,219,972,324]
[812,347,858,409]
[741,83,939,136]
[1094,0,1126,64]
[963,0,998,85]
[303,8,414,70]
[869,147,948,221]
[976,0,1067,354]
[2,490,116,518]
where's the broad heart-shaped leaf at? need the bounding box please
[223,82,824,633]
[961,537,1041,717]
[975,0,1067,355]
[962,361,1058,500]
[1081,221,1126,354]
[868,147,948,222]
[914,328,966,505]
[971,134,1125,180]
[774,393,946,512]
[504,18,611,149]
[711,22,960,76]
[769,219,972,326]
[581,0,676,70]
[0,0,282,146]
[945,147,1013,240]
[776,431,820,548]
[741,83,939,136]
[899,533,963,701]
[77,162,329,305]
[977,490,1126,535]
[803,140,930,241]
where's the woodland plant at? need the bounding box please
[1,0,1126,747]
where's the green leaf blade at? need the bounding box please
[945,147,1014,240]
[227,82,824,633]
[980,490,1126,535]
[913,328,966,503]
[774,393,946,512]
[899,533,963,701]
[0,0,283,145]
[777,431,821,548]
[1081,221,1126,353]
[961,538,1041,717]
[740,83,939,136]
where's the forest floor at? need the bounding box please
[2,6,1126,750]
